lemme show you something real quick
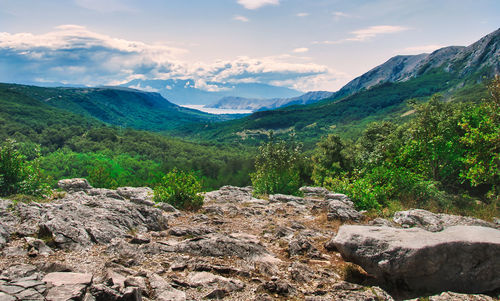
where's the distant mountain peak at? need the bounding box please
[335,28,499,99]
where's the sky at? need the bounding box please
[0,0,498,92]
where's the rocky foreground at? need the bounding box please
[0,179,499,301]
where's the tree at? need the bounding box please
[0,139,48,197]
[311,134,353,186]
[459,76,500,197]
[251,132,302,196]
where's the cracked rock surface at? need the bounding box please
[0,180,498,300]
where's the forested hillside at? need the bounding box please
[0,84,255,190]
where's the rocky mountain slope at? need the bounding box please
[0,179,498,300]
[207,91,335,112]
[180,29,499,144]
[335,28,499,99]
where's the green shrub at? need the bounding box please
[250,132,302,196]
[153,168,203,210]
[0,139,49,197]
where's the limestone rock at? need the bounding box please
[269,194,304,203]
[288,235,321,258]
[87,188,124,200]
[204,186,254,203]
[148,273,185,301]
[43,272,93,286]
[57,178,92,192]
[325,193,351,203]
[424,291,497,300]
[117,187,155,206]
[332,225,500,294]
[166,233,277,262]
[328,282,394,301]
[156,202,179,213]
[327,200,363,222]
[187,271,244,292]
[299,186,330,198]
[393,209,497,232]
[25,237,54,256]
[16,191,167,250]
[258,279,295,297]
[168,227,214,237]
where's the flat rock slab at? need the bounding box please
[164,233,279,263]
[15,190,167,250]
[332,225,500,295]
[43,272,93,286]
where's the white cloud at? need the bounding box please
[332,11,351,21]
[398,44,444,54]
[292,47,309,53]
[74,0,135,13]
[0,25,332,92]
[348,25,409,41]
[296,12,309,17]
[237,0,279,10]
[315,25,409,44]
[233,15,250,22]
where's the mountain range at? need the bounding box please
[1,28,498,146]
[176,28,499,144]
[208,28,498,112]
[121,79,302,105]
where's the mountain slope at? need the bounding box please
[335,28,499,99]
[175,29,499,145]
[2,84,238,132]
[207,91,335,111]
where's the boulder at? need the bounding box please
[15,191,168,250]
[117,187,155,206]
[43,272,93,286]
[327,200,363,222]
[299,186,330,198]
[25,237,54,256]
[165,233,278,262]
[269,194,304,203]
[148,273,186,301]
[203,186,254,203]
[156,202,179,213]
[325,193,351,203]
[332,225,500,295]
[393,209,497,232]
[57,178,92,192]
[43,272,93,301]
[187,271,244,292]
[87,188,124,200]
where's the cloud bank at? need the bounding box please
[237,0,279,10]
[0,25,339,91]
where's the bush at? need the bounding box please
[153,168,203,210]
[0,139,49,197]
[250,132,302,196]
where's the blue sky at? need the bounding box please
[0,0,498,92]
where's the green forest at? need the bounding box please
[0,76,498,220]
